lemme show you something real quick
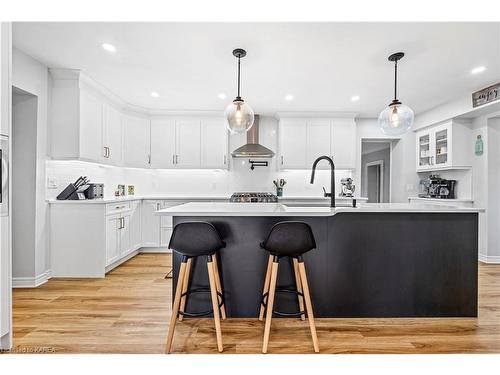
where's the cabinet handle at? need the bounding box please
[108,147,111,158]
[103,147,108,158]
[224,155,227,165]
[156,203,160,210]
[281,156,284,165]
[148,154,151,165]
[172,154,175,165]
[176,155,179,164]
[122,217,125,229]
[431,156,434,165]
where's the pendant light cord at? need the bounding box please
[237,56,241,99]
[394,59,398,101]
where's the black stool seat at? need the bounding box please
[260,221,316,258]
[169,221,226,257]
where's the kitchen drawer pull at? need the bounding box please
[224,155,227,165]
[281,156,284,165]
[172,154,175,165]
[175,155,179,164]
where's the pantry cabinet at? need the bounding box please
[278,116,356,170]
[416,120,471,172]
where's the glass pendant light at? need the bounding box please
[224,48,254,134]
[378,52,414,136]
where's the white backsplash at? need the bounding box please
[46,160,353,199]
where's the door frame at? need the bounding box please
[360,139,393,203]
[365,160,385,203]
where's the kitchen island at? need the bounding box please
[157,202,482,318]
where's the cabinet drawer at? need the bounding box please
[106,201,132,215]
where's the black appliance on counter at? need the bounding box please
[419,175,457,199]
[56,176,104,200]
[230,192,278,203]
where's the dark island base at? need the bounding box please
[172,213,478,318]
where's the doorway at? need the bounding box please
[361,141,391,203]
[11,87,38,285]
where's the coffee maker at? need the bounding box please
[419,175,456,199]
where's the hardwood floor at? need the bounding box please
[8,253,500,354]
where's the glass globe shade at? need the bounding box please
[378,102,414,136]
[224,99,254,134]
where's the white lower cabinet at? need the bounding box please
[105,214,121,266]
[141,200,162,247]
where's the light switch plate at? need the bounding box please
[47,177,58,189]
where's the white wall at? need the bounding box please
[12,92,38,279]
[46,115,354,199]
[12,47,50,280]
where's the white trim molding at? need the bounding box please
[12,270,52,288]
[479,254,500,264]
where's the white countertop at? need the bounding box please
[46,195,367,204]
[155,202,484,217]
[408,197,474,203]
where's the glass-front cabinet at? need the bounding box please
[416,120,471,172]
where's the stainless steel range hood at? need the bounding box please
[231,115,275,158]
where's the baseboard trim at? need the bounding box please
[12,270,52,288]
[139,247,171,254]
[479,254,500,264]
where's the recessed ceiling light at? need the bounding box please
[151,92,159,98]
[471,66,486,75]
[101,43,116,53]
[285,94,294,101]
[218,93,227,100]
[351,95,360,102]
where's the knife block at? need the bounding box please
[56,183,78,200]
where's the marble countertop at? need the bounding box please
[155,202,485,217]
[46,195,367,204]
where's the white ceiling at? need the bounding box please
[12,22,500,117]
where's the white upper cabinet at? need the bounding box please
[175,119,201,168]
[279,119,308,169]
[123,114,151,168]
[103,104,123,165]
[416,120,471,172]
[150,119,176,168]
[331,118,356,169]
[306,120,332,167]
[279,116,356,170]
[201,118,228,169]
[79,91,104,162]
[50,70,229,169]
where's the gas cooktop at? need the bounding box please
[229,192,278,203]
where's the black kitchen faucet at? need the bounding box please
[310,155,335,208]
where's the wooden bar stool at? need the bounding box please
[165,222,226,353]
[259,221,319,353]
